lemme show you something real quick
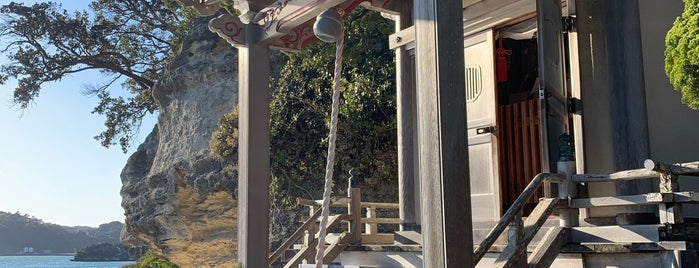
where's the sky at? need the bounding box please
[0,0,157,227]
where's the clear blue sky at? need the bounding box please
[0,0,157,227]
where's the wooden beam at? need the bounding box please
[493,198,561,268]
[255,0,347,43]
[570,191,699,208]
[414,0,471,266]
[575,0,653,223]
[562,241,694,253]
[395,0,417,232]
[389,26,415,50]
[237,23,271,268]
[269,208,323,264]
[645,159,699,176]
[570,193,673,208]
[571,168,660,182]
[265,0,399,51]
[571,225,661,243]
[528,227,569,268]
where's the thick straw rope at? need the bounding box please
[314,28,345,267]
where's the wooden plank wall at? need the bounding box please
[497,99,543,215]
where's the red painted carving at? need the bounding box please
[223,22,243,40]
[209,14,246,46]
[275,0,326,32]
[270,0,394,51]
[279,23,315,50]
[258,0,292,31]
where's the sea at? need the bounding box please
[0,256,135,268]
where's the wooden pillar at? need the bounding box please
[575,0,653,224]
[348,188,362,243]
[237,23,271,268]
[557,161,578,228]
[508,211,525,267]
[396,0,417,232]
[414,0,472,266]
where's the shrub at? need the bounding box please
[666,0,699,109]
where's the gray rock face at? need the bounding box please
[120,15,239,267]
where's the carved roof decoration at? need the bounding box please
[179,0,400,51]
[178,0,224,15]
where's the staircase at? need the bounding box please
[475,159,699,268]
[269,188,400,267]
[271,159,699,267]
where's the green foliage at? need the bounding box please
[0,1,196,152]
[666,0,699,109]
[219,0,238,15]
[211,105,239,161]
[74,242,133,261]
[123,252,179,268]
[211,8,397,206]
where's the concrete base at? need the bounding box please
[339,252,423,268]
[299,265,360,268]
[476,253,584,268]
[584,252,678,268]
[336,252,584,268]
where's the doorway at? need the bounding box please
[494,18,545,214]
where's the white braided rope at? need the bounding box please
[314,29,345,268]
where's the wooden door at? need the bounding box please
[464,30,501,222]
[537,0,568,173]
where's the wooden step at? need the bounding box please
[562,241,698,253]
[528,226,569,268]
[394,230,422,245]
[571,225,662,243]
[284,239,318,268]
[570,191,699,208]
[322,232,353,263]
[492,198,561,268]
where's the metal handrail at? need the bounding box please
[473,173,565,264]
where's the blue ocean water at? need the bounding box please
[0,256,135,268]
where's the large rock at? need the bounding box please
[120,15,239,267]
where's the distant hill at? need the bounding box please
[0,211,122,255]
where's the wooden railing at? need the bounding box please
[272,160,699,267]
[268,188,400,267]
[297,196,401,245]
[475,159,699,268]
[473,173,566,266]
[571,160,699,224]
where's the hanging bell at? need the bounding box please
[313,9,343,43]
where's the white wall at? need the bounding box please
[639,0,699,217]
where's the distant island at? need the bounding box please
[72,242,134,261]
[0,211,138,261]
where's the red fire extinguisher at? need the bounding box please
[496,38,512,83]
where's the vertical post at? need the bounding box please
[237,23,271,268]
[396,0,417,232]
[659,172,683,224]
[365,207,378,236]
[304,206,318,264]
[558,160,578,228]
[575,0,653,224]
[508,211,525,268]
[414,0,471,266]
[661,250,681,268]
[348,188,362,243]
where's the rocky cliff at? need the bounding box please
[120,15,239,267]
[120,10,398,268]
